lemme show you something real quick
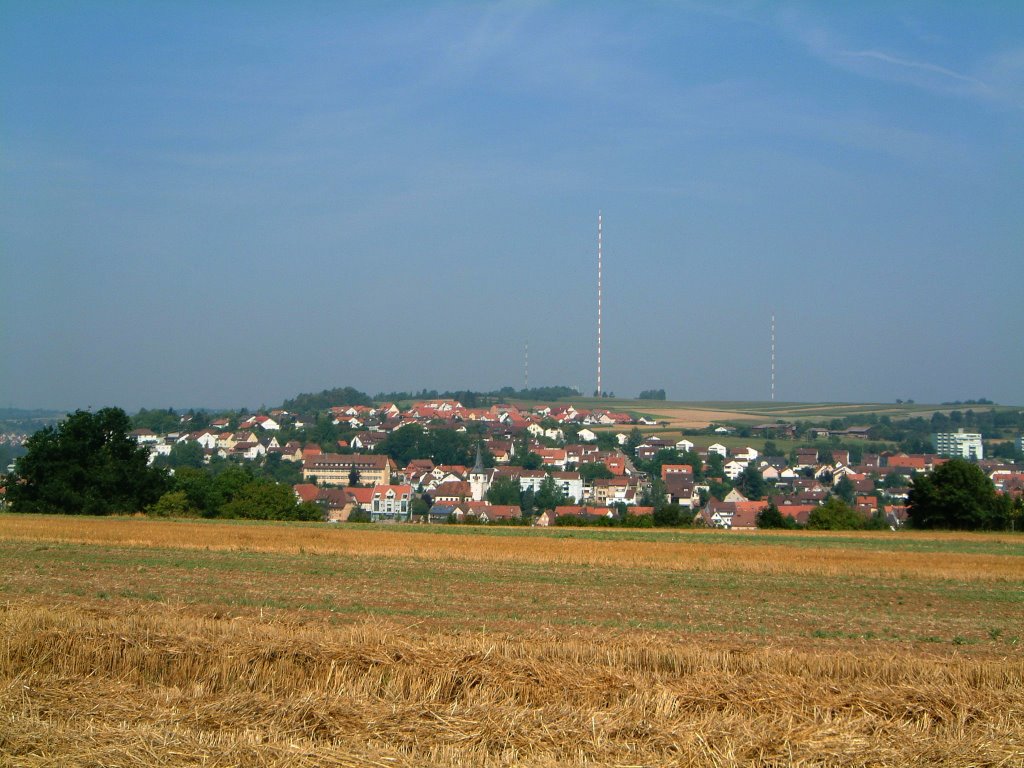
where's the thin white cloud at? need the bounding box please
[777,6,1018,106]
[837,48,988,89]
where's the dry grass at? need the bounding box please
[2,516,1022,766]
[3,601,1023,767]
[1,514,1021,581]
[635,407,759,428]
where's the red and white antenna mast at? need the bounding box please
[597,211,603,398]
[771,313,776,402]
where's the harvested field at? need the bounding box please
[1,514,1021,581]
[633,407,759,428]
[2,515,1023,766]
[616,399,1022,428]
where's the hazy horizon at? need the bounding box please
[3,3,1022,412]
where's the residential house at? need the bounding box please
[700,500,764,529]
[661,464,693,481]
[732,446,759,463]
[130,428,160,445]
[371,484,413,522]
[431,481,472,504]
[795,449,818,468]
[723,460,748,480]
[241,415,280,431]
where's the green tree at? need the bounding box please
[756,501,798,529]
[486,477,522,506]
[626,428,644,457]
[131,407,181,434]
[908,459,1003,530]
[705,451,725,477]
[211,462,253,495]
[833,475,855,504]
[220,479,316,520]
[428,429,473,466]
[146,490,198,518]
[578,462,614,482]
[519,452,543,470]
[9,408,167,515]
[807,497,864,530]
[281,386,372,412]
[410,496,430,519]
[379,423,423,466]
[653,502,682,526]
[257,454,302,485]
[735,464,766,501]
[641,477,668,508]
[637,389,666,400]
[348,508,372,523]
[155,440,205,470]
[169,466,218,517]
[534,475,567,511]
[679,449,704,481]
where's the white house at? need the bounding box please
[707,443,728,458]
[550,472,584,504]
[130,428,160,446]
[724,459,749,480]
[196,434,221,450]
[578,428,598,443]
[147,443,172,464]
[675,439,695,453]
[370,484,412,521]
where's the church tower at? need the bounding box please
[469,443,489,502]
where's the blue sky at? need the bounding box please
[2,1,1022,410]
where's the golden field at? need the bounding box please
[1,514,1021,581]
[2,514,1023,767]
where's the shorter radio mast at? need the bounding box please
[524,341,529,391]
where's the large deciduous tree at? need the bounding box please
[908,458,1004,530]
[9,408,167,515]
[806,497,864,530]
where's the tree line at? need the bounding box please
[6,408,319,520]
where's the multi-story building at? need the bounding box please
[302,453,394,486]
[370,484,413,522]
[933,429,984,460]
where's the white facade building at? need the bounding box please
[933,429,983,460]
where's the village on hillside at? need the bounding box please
[123,397,1024,530]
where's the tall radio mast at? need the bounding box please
[597,211,602,398]
[770,313,776,402]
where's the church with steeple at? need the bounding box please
[469,443,490,501]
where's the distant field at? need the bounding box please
[2,515,1022,766]
[568,398,1022,429]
